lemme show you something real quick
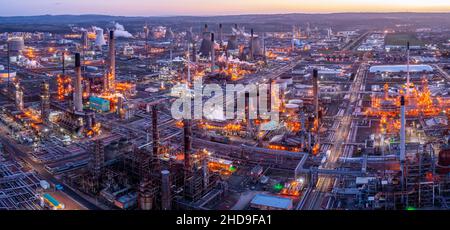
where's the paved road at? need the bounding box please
[434,64,450,82]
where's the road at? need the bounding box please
[301,62,368,210]
[342,31,370,51]
[434,64,450,82]
[0,127,101,210]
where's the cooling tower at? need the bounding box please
[227,35,238,51]
[199,31,212,57]
[186,28,194,43]
[248,31,264,57]
[95,28,106,47]
[81,30,89,48]
[165,27,174,40]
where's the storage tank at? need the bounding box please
[288,99,304,108]
[39,180,50,190]
[285,103,300,115]
[8,37,25,54]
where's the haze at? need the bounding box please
[0,0,449,16]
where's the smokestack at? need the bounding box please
[187,44,191,84]
[313,69,319,120]
[41,81,50,124]
[81,30,89,49]
[312,69,320,153]
[250,29,254,60]
[202,157,209,190]
[400,96,406,162]
[62,51,65,76]
[7,41,10,96]
[400,95,406,198]
[406,41,410,98]
[263,32,267,64]
[74,53,83,112]
[108,30,115,93]
[192,42,197,63]
[152,106,159,157]
[218,24,223,44]
[161,170,171,210]
[183,119,192,171]
[15,82,23,111]
[292,25,295,50]
[211,33,215,69]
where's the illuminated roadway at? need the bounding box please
[301,61,368,210]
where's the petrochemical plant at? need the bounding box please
[0,14,450,211]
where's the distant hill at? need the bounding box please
[0,13,449,33]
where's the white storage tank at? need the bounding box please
[39,180,50,190]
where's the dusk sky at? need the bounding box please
[0,0,449,16]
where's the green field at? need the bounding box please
[385,33,424,47]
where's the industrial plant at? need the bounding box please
[0,12,450,212]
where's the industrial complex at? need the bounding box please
[0,12,450,212]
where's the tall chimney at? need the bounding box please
[292,25,295,51]
[218,24,223,44]
[74,53,83,112]
[183,119,192,171]
[313,69,319,121]
[7,41,10,95]
[15,82,23,111]
[108,30,115,93]
[161,170,171,210]
[263,32,267,64]
[313,68,320,152]
[211,32,215,69]
[400,95,406,198]
[250,29,254,60]
[192,42,197,63]
[41,81,50,124]
[400,96,406,163]
[187,44,191,84]
[406,41,410,98]
[81,30,89,49]
[62,51,66,76]
[152,105,159,157]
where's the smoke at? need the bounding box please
[113,23,133,38]
[92,26,102,31]
[232,26,251,38]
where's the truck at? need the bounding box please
[55,184,64,191]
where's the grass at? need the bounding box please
[385,33,424,47]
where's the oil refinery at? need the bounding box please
[0,10,450,216]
